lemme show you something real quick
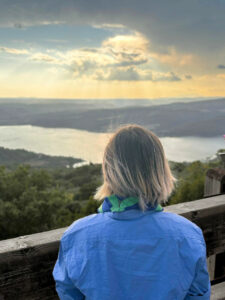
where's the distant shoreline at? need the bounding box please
[0,98,224,137]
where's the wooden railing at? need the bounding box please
[0,194,225,300]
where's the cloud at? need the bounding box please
[101,33,150,67]
[37,33,150,71]
[30,53,61,64]
[70,60,98,77]
[0,0,225,57]
[80,48,99,53]
[217,64,225,69]
[66,34,153,79]
[14,23,25,29]
[92,23,125,30]
[0,46,29,55]
[152,72,181,81]
[44,39,68,44]
[96,67,143,81]
[111,59,148,67]
[25,32,182,82]
[96,67,181,82]
[102,34,149,51]
[185,75,192,80]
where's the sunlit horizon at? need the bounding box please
[1,2,225,99]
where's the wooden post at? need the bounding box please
[207,255,216,281]
[204,168,225,197]
[204,155,225,283]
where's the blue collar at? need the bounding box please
[106,208,164,220]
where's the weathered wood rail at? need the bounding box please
[0,194,225,300]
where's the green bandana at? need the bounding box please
[98,194,163,213]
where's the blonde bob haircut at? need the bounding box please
[94,124,176,211]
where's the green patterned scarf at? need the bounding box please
[98,194,163,213]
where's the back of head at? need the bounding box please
[94,124,176,211]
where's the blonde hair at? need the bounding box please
[94,124,176,211]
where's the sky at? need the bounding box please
[0,0,225,99]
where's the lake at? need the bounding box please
[0,125,224,163]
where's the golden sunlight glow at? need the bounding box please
[1,31,225,99]
[1,73,225,99]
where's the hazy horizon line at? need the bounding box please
[0,96,224,101]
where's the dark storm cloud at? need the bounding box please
[217,64,225,69]
[108,59,148,68]
[0,0,225,55]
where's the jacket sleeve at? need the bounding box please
[53,242,85,300]
[184,241,211,300]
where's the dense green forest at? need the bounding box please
[0,146,82,169]
[0,149,224,240]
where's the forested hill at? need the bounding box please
[0,147,83,169]
[0,148,223,240]
[0,98,224,137]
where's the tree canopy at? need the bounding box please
[0,149,223,240]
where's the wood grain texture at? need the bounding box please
[211,282,225,300]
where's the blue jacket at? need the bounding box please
[53,208,211,300]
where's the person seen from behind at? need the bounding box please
[53,124,211,300]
